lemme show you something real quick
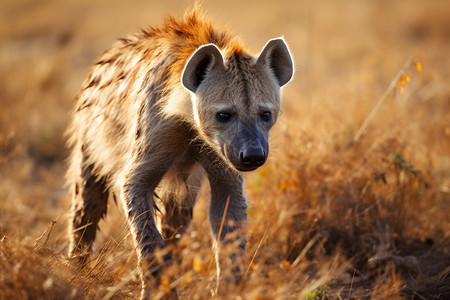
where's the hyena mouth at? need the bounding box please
[236,165,262,172]
[235,158,266,172]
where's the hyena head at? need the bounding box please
[182,38,293,172]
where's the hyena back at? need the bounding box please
[67,10,293,295]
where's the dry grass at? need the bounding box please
[1,0,449,299]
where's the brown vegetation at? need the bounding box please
[1,0,449,299]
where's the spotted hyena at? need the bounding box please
[67,10,293,296]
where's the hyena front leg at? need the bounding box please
[200,153,248,280]
[69,152,108,261]
[122,158,173,299]
[122,159,171,272]
[121,125,192,298]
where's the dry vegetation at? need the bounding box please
[1,0,449,299]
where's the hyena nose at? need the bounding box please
[240,147,266,168]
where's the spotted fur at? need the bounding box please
[67,9,293,298]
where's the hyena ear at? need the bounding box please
[182,44,224,93]
[256,38,294,87]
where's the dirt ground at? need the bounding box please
[1,0,449,299]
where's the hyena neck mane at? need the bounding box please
[144,10,248,78]
[139,11,252,125]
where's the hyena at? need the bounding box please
[67,10,293,296]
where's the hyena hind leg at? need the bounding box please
[161,197,194,240]
[69,163,109,261]
[159,165,203,240]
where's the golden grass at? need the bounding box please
[1,0,449,299]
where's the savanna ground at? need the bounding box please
[1,0,449,299]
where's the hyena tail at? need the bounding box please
[156,163,204,240]
[68,144,109,260]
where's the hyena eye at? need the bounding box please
[217,112,232,122]
[260,111,271,122]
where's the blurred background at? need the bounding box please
[1,0,449,162]
[0,0,449,298]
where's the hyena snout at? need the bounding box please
[230,124,269,171]
[232,133,268,171]
[240,144,266,169]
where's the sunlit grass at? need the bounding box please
[1,1,449,299]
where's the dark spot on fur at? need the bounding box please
[116,71,126,82]
[174,29,192,39]
[95,53,120,66]
[85,76,100,89]
[77,99,92,111]
[118,38,132,44]
[136,128,141,139]
[95,58,112,65]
